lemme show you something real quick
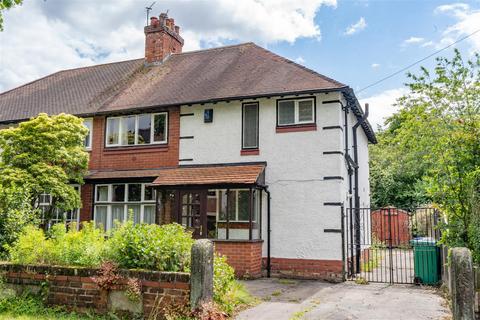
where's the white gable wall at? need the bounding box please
[179,91,366,261]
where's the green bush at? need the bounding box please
[7,222,105,267]
[7,225,52,265]
[106,222,194,272]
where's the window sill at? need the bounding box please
[103,144,169,155]
[240,148,260,156]
[276,124,317,133]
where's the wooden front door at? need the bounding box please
[177,190,207,238]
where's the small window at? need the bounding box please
[83,118,93,149]
[128,184,142,202]
[112,184,125,202]
[277,98,315,126]
[242,103,259,149]
[143,185,156,201]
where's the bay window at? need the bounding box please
[38,185,81,229]
[94,183,157,231]
[106,112,167,147]
[277,98,315,126]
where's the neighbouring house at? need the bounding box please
[0,13,376,280]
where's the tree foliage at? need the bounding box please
[370,49,480,257]
[0,113,89,226]
[0,0,22,31]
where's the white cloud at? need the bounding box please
[0,0,337,92]
[402,36,425,46]
[433,3,480,52]
[294,56,306,64]
[344,17,367,36]
[359,88,408,130]
[371,63,380,69]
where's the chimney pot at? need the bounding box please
[150,16,159,27]
[175,26,180,34]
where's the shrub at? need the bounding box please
[7,222,105,267]
[48,222,106,267]
[106,222,194,271]
[7,225,52,265]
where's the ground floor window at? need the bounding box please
[94,183,156,231]
[174,188,262,240]
[38,185,81,229]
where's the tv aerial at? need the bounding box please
[145,2,156,25]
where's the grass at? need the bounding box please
[361,249,382,272]
[277,279,296,285]
[0,293,114,320]
[271,290,282,297]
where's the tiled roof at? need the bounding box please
[0,43,345,123]
[152,164,265,186]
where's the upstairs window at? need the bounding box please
[277,98,315,126]
[106,112,168,147]
[242,102,259,149]
[83,118,93,150]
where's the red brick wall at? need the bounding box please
[88,107,179,171]
[214,241,263,278]
[0,263,189,317]
[80,184,93,222]
[266,257,343,282]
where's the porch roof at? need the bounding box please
[151,163,266,188]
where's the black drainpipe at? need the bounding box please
[341,99,355,277]
[352,103,369,273]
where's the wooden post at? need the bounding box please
[451,247,475,320]
[190,239,214,310]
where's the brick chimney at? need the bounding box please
[144,12,184,65]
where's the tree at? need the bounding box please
[0,113,89,227]
[0,0,22,31]
[370,49,480,258]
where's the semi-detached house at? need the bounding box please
[0,13,376,281]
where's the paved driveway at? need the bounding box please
[236,279,451,320]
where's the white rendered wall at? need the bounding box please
[179,92,349,261]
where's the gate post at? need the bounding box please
[451,247,475,320]
[190,239,214,310]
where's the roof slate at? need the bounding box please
[0,43,345,123]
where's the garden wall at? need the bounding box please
[0,263,189,317]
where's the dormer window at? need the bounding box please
[106,112,168,147]
[277,97,315,126]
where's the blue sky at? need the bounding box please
[1,0,479,128]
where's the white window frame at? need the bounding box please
[83,118,93,150]
[38,185,81,229]
[93,183,157,231]
[277,98,315,126]
[105,112,168,147]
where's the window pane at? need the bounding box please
[112,184,125,202]
[227,190,236,221]
[143,205,155,224]
[218,190,227,221]
[137,114,151,144]
[111,204,125,226]
[106,118,120,145]
[96,186,108,202]
[83,119,92,148]
[94,206,108,230]
[238,190,250,221]
[298,100,314,122]
[153,114,167,142]
[243,104,258,148]
[128,205,141,224]
[144,185,155,201]
[121,116,136,145]
[128,184,141,202]
[278,100,295,125]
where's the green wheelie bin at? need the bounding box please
[410,237,440,285]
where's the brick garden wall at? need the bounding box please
[214,241,263,278]
[266,257,343,282]
[0,263,189,318]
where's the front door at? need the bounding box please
[177,190,207,238]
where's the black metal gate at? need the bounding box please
[345,207,441,284]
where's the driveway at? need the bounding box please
[236,279,451,320]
